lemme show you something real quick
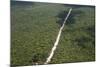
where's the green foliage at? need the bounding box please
[50,6,95,64]
[11,1,95,66]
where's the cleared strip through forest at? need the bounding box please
[44,8,72,64]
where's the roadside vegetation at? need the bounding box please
[11,1,95,66]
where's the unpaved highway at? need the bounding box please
[44,8,72,64]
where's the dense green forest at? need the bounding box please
[11,1,95,66]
